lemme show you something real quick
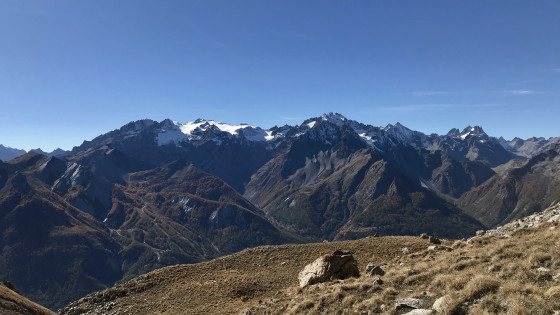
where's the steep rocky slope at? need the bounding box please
[0,151,301,309]
[104,159,303,279]
[246,147,483,240]
[0,153,123,309]
[458,145,560,227]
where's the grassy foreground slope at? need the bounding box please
[60,204,560,314]
[0,282,53,315]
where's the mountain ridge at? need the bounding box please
[2,113,560,311]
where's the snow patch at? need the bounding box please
[321,113,347,126]
[157,129,188,145]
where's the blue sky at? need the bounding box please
[1,1,559,151]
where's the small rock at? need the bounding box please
[402,248,410,255]
[427,245,437,251]
[537,267,551,273]
[451,240,464,248]
[476,230,486,236]
[373,278,384,285]
[396,298,425,311]
[365,263,385,276]
[373,232,380,237]
[456,256,473,262]
[432,295,452,313]
[281,262,287,266]
[420,233,429,239]
[488,265,501,272]
[428,236,441,244]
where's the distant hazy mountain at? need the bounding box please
[30,148,69,157]
[0,145,69,162]
[499,136,560,158]
[0,144,26,161]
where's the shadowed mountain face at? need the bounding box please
[0,145,26,162]
[0,154,123,310]
[52,146,154,220]
[458,145,560,227]
[104,159,301,280]
[0,152,300,310]
[244,145,484,240]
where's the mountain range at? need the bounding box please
[0,145,68,162]
[2,112,560,310]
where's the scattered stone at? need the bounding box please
[432,295,452,313]
[396,298,425,311]
[281,261,287,266]
[420,233,429,239]
[428,236,441,244]
[476,230,486,236]
[298,250,360,287]
[402,248,410,255]
[373,278,384,285]
[365,263,385,276]
[427,245,437,251]
[456,256,474,262]
[451,240,464,249]
[488,265,501,272]
[537,267,551,273]
[403,310,434,315]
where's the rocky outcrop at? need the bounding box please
[365,263,385,277]
[298,250,359,287]
[468,202,560,241]
[432,295,452,313]
[395,298,426,311]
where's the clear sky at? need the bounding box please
[1,1,559,151]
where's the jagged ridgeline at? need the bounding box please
[1,113,560,310]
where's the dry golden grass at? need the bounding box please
[60,220,560,315]
[0,283,53,315]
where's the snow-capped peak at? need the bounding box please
[156,119,272,145]
[459,126,487,140]
[178,119,257,136]
[320,112,347,126]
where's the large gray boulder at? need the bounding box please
[298,250,359,287]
